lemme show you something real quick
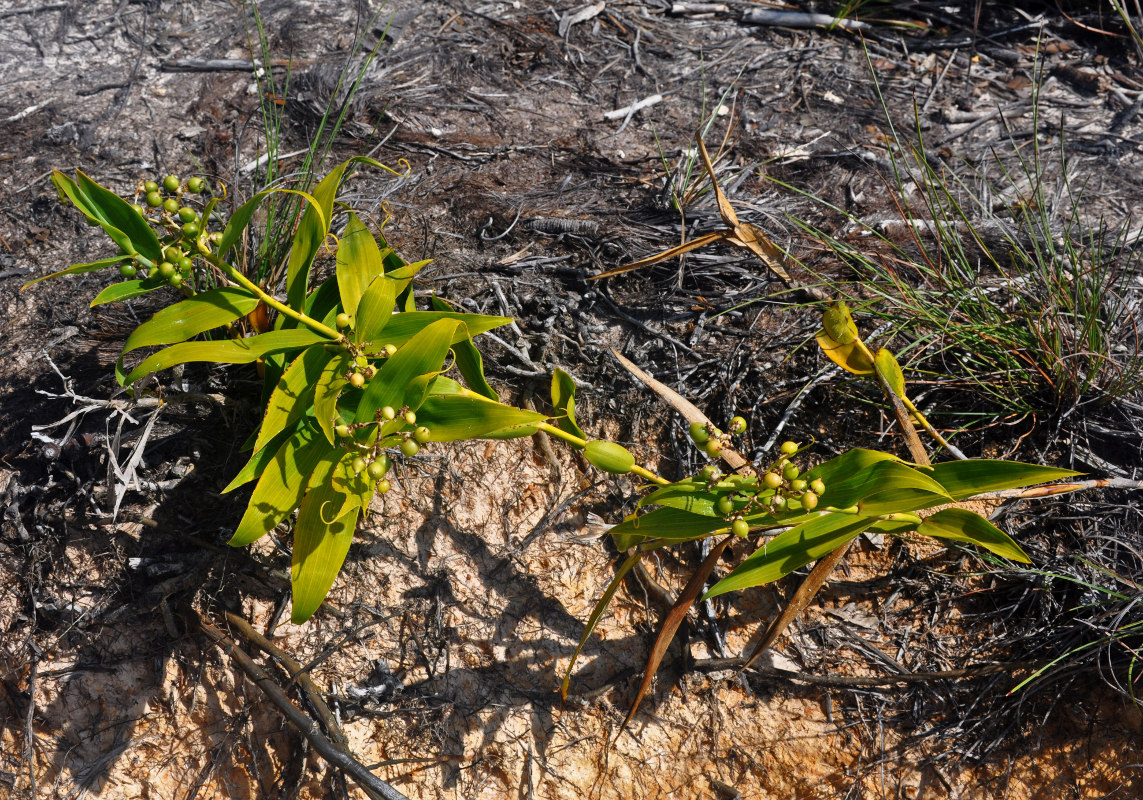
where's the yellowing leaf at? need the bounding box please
[916,508,1031,563]
[816,329,874,374]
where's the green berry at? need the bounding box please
[163,174,180,193]
[689,422,710,444]
[400,438,420,458]
[131,203,145,215]
[335,313,351,329]
[349,372,366,389]
[367,460,387,479]
[413,426,431,444]
[144,180,159,194]
[403,411,417,425]
[374,454,391,475]
[182,221,200,238]
[383,344,398,357]
[801,491,819,511]
[717,496,735,516]
[381,406,396,420]
[732,518,750,538]
[810,478,825,495]
[780,441,799,456]
[700,465,721,482]
[334,424,351,439]
[119,264,137,278]
[164,247,183,262]
[186,176,205,193]
[772,495,787,510]
[763,471,783,490]
[178,257,193,273]
[704,438,724,457]
[782,463,800,481]
[790,479,807,493]
[178,206,197,223]
[157,261,176,278]
[376,479,391,494]
[728,416,747,435]
[145,191,163,208]
[162,198,179,214]
[351,457,367,474]
[168,273,184,287]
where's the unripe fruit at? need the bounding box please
[163,174,180,192]
[168,273,183,288]
[131,203,145,215]
[374,454,391,475]
[178,206,197,223]
[413,426,431,444]
[732,518,750,538]
[178,257,193,273]
[335,313,351,329]
[119,264,137,278]
[400,438,420,458]
[704,438,724,457]
[801,491,819,510]
[182,221,200,238]
[157,261,176,278]
[376,479,391,494]
[790,479,807,493]
[164,247,183,262]
[717,495,735,516]
[403,411,417,425]
[145,191,163,208]
[334,424,351,438]
[354,354,369,368]
[783,464,800,480]
[186,176,205,193]
[700,465,721,482]
[810,478,825,495]
[352,456,367,474]
[381,406,396,420]
[689,422,710,444]
[144,180,159,193]
[163,198,179,214]
[383,344,397,357]
[728,416,747,435]
[780,441,798,456]
[349,372,366,388]
[772,495,787,510]
[763,471,783,490]
[367,460,388,479]
[584,440,636,474]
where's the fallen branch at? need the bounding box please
[184,607,411,800]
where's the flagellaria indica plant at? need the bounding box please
[30,160,1080,713]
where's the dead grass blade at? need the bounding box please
[590,231,729,280]
[622,534,735,729]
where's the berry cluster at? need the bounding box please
[688,419,826,539]
[332,401,433,496]
[124,174,214,289]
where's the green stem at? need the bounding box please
[631,464,669,486]
[208,254,342,340]
[535,423,669,485]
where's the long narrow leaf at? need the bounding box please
[21,255,131,290]
[550,367,586,443]
[561,551,642,699]
[285,162,345,312]
[431,296,498,399]
[91,276,167,307]
[75,171,163,262]
[291,483,360,623]
[928,460,1081,501]
[414,395,547,441]
[916,508,1031,562]
[123,329,325,384]
[356,319,460,422]
[336,212,386,318]
[254,344,331,453]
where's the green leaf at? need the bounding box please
[374,312,511,349]
[229,424,336,546]
[430,296,498,400]
[286,163,346,313]
[21,255,132,290]
[117,287,261,382]
[415,395,547,441]
[822,301,859,345]
[703,514,874,600]
[291,481,360,623]
[607,506,727,544]
[91,275,167,307]
[337,212,386,318]
[561,550,642,699]
[330,450,376,518]
[217,190,270,262]
[74,171,163,262]
[254,344,331,453]
[356,318,460,422]
[857,487,952,517]
[927,460,1082,501]
[805,448,902,485]
[811,458,948,512]
[550,367,586,445]
[122,329,325,385]
[314,350,353,445]
[353,274,407,344]
[874,348,906,399]
[221,422,302,494]
[916,508,1031,563]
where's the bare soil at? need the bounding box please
[3,1,1143,798]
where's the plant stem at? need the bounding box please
[631,464,669,486]
[209,254,342,340]
[535,422,669,485]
